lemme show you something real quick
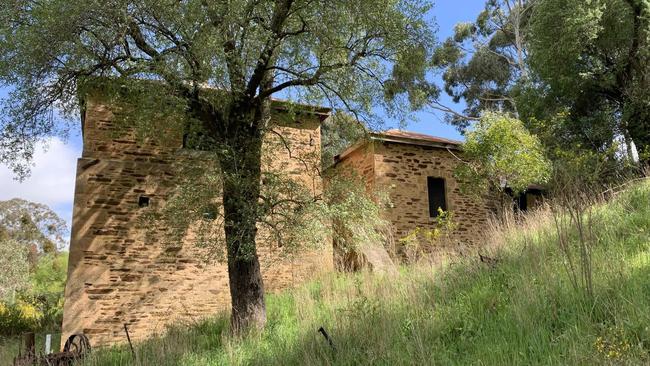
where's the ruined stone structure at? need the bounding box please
[329,129,496,260]
[61,94,333,348]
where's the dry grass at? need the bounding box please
[83,181,650,365]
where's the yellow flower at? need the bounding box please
[17,300,43,321]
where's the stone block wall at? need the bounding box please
[325,142,378,269]
[327,141,375,188]
[329,137,495,262]
[373,141,494,247]
[61,98,332,348]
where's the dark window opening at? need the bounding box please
[518,193,528,211]
[138,196,150,208]
[202,204,218,221]
[505,187,545,212]
[182,133,190,148]
[427,177,447,217]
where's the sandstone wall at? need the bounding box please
[325,142,377,269]
[373,141,494,249]
[328,141,375,189]
[61,99,332,348]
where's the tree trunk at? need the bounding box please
[218,108,267,333]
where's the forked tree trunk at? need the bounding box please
[219,114,267,333]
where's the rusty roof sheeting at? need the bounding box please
[375,129,462,145]
[331,129,464,166]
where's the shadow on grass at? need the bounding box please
[84,183,650,365]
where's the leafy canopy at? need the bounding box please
[456,111,550,195]
[0,239,29,300]
[431,0,534,128]
[526,0,650,158]
[0,0,436,176]
[0,198,68,254]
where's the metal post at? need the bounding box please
[45,334,52,354]
[124,324,137,361]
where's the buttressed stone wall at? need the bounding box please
[330,130,495,259]
[61,95,333,348]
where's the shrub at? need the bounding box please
[0,252,68,336]
[0,299,43,335]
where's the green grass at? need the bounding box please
[1,332,62,365]
[85,182,650,365]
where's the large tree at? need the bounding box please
[527,0,650,161]
[434,0,649,173]
[0,0,435,331]
[431,0,535,129]
[0,198,67,255]
[0,198,67,300]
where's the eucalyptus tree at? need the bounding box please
[0,0,436,330]
[0,198,67,255]
[528,0,650,162]
[0,198,67,301]
[435,0,649,171]
[431,0,535,129]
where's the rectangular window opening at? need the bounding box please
[427,177,447,217]
[138,196,150,208]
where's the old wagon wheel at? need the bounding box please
[62,333,91,357]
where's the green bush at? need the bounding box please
[0,299,42,335]
[0,252,67,336]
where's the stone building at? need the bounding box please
[329,129,496,260]
[61,92,333,348]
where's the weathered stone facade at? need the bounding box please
[330,130,495,258]
[61,96,333,348]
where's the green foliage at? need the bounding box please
[0,198,68,335]
[0,239,29,300]
[0,0,437,175]
[527,0,650,159]
[432,0,533,128]
[0,198,68,333]
[0,198,68,254]
[0,252,68,336]
[456,111,550,196]
[28,252,68,330]
[325,174,392,255]
[398,209,457,262]
[435,0,647,180]
[528,0,606,95]
[320,113,367,169]
[83,181,650,365]
[0,300,42,336]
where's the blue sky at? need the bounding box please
[0,1,485,236]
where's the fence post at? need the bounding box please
[45,334,52,354]
[23,332,35,358]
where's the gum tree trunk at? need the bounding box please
[218,107,267,333]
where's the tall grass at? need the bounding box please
[84,181,650,365]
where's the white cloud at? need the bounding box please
[0,137,81,232]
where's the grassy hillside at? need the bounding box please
[84,182,650,365]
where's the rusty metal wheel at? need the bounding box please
[62,333,91,357]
